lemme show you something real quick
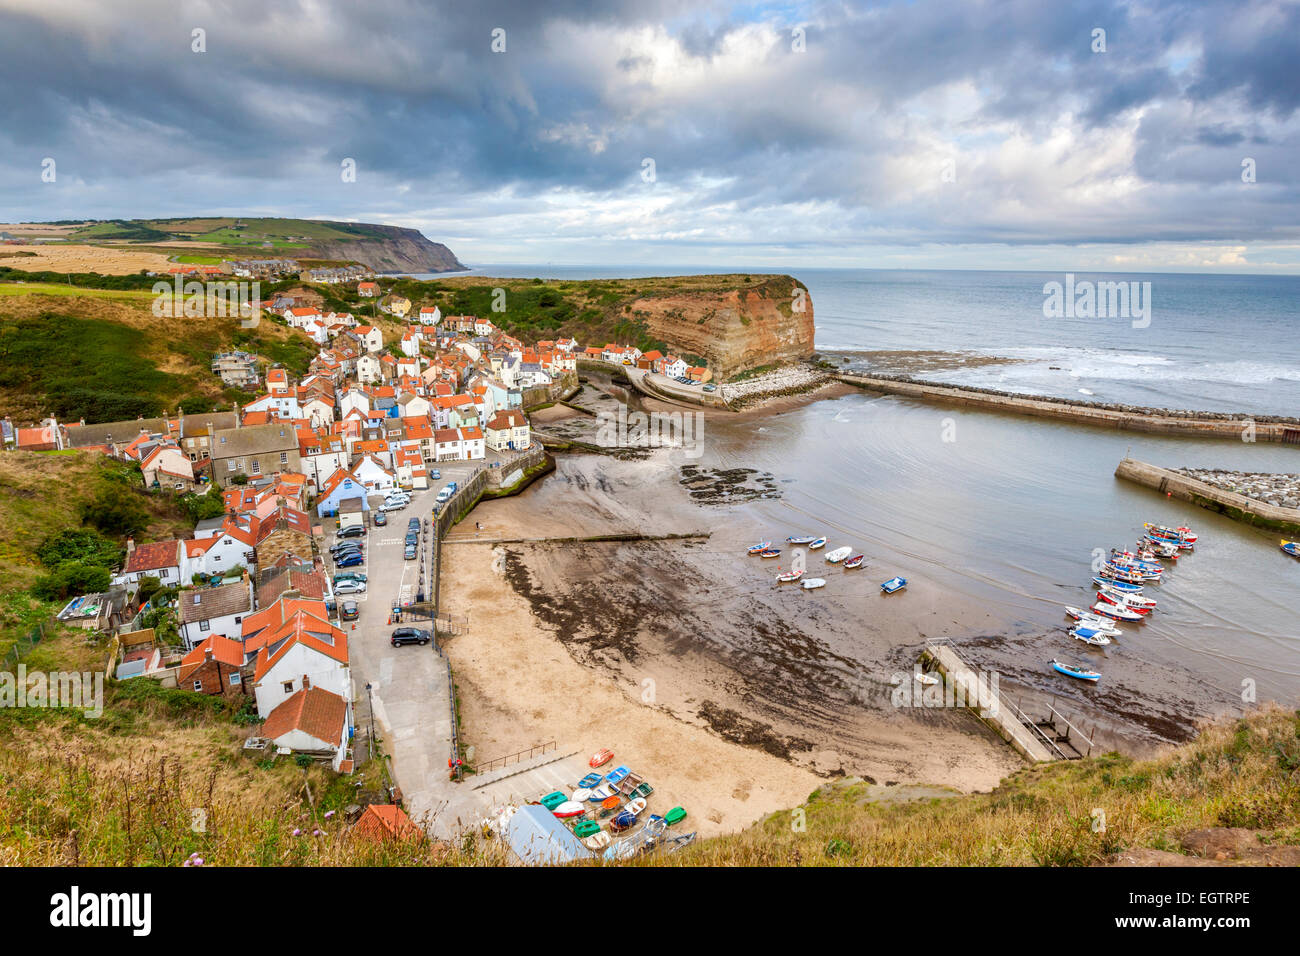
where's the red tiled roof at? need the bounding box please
[177,635,246,681]
[351,804,421,842]
[125,540,181,573]
[261,685,347,747]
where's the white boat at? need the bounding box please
[572,787,593,802]
[824,546,852,563]
[1070,626,1112,646]
[584,830,612,850]
[775,568,804,583]
[914,672,940,686]
[1096,585,1157,609]
[800,578,827,590]
[1091,602,1144,622]
[1063,607,1121,635]
[808,537,827,550]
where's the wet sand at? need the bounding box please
[439,449,1025,835]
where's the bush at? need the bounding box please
[36,528,123,571]
[31,561,111,601]
[180,490,226,523]
[80,483,150,537]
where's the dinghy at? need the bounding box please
[800,578,827,590]
[843,554,865,569]
[914,672,940,686]
[1092,576,1143,593]
[664,806,687,826]
[776,568,805,583]
[786,535,817,545]
[824,546,852,563]
[552,801,586,818]
[578,772,603,788]
[589,749,614,768]
[1091,602,1144,622]
[573,820,602,838]
[880,576,907,594]
[584,830,612,851]
[572,788,594,802]
[1281,540,1300,558]
[1050,659,1101,682]
[1144,522,1197,544]
[1062,607,1120,634]
[605,765,631,785]
[589,784,614,802]
[1070,626,1112,646]
[1096,587,1156,610]
[540,791,567,810]
[746,541,772,555]
[808,537,827,550]
[759,548,782,558]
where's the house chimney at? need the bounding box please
[204,645,214,661]
[126,537,136,555]
[302,674,310,689]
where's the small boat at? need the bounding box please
[573,820,601,838]
[1144,522,1197,544]
[1092,576,1143,593]
[824,546,852,563]
[589,784,615,802]
[1050,658,1101,682]
[664,806,687,826]
[578,772,603,788]
[1101,564,1151,584]
[552,801,586,818]
[1144,540,1180,559]
[584,830,612,850]
[540,791,567,810]
[572,788,593,802]
[1070,626,1112,646]
[776,568,804,583]
[786,535,817,545]
[1091,602,1144,622]
[914,672,940,686]
[1062,607,1120,634]
[600,795,621,812]
[632,782,654,799]
[1281,540,1300,558]
[1109,551,1163,572]
[589,749,614,768]
[759,548,782,558]
[800,578,827,590]
[605,765,631,785]
[843,554,865,569]
[610,797,647,832]
[746,541,772,555]
[1096,588,1156,610]
[880,576,907,594]
[808,537,827,550]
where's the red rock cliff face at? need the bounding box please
[630,277,814,378]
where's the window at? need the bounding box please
[251,460,260,474]
[282,681,293,694]
[199,620,210,632]
[227,461,236,471]
[229,673,241,686]
[192,681,203,691]
[280,452,288,464]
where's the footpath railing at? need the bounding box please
[476,741,557,775]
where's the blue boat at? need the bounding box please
[1092,576,1142,593]
[605,765,631,785]
[880,576,907,594]
[577,773,602,789]
[786,535,816,544]
[1050,659,1101,682]
[1281,540,1300,558]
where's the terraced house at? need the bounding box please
[209,422,301,488]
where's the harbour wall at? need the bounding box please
[837,374,1300,443]
[1114,458,1300,536]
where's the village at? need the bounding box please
[1,271,714,854]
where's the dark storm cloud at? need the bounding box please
[0,0,1296,255]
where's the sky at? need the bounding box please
[1,0,1298,272]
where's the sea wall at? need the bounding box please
[1114,458,1300,535]
[838,374,1300,443]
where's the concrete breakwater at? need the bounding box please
[837,373,1300,442]
[1176,468,1300,511]
[1115,458,1300,535]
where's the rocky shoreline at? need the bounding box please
[1175,468,1300,510]
[720,363,832,408]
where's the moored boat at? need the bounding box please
[589,749,614,768]
[1050,659,1101,682]
[578,772,602,788]
[1092,575,1143,593]
[914,672,940,686]
[759,548,782,558]
[776,568,805,583]
[605,765,631,785]
[1070,626,1112,646]
[552,801,586,818]
[1282,540,1300,558]
[808,537,827,550]
[584,830,612,850]
[746,541,772,555]
[843,554,865,569]
[800,578,827,590]
[1091,602,1145,622]
[824,546,852,563]
[1096,587,1156,610]
[786,535,816,545]
[880,576,907,594]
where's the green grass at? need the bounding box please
[0,282,155,301]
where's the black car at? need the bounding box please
[337,524,365,538]
[390,627,430,647]
[331,547,363,561]
[330,541,363,555]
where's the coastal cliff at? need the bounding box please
[305,222,466,274]
[628,275,815,377]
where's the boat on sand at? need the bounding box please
[824,546,852,563]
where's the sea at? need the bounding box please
[414,265,1300,730]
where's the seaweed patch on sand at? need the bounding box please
[679,465,779,504]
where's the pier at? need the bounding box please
[1115,458,1300,535]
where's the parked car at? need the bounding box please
[385,492,411,505]
[430,469,441,480]
[337,524,365,538]
[381,500,407,512]
[333,572,367,584]
[702,384,717,392]
[335,580,367,595]
[336,553,365,568]
[404,543,417,560]
[390,627,430,647]
[340,600,360,621]
[407,517,420,529]
[330,541,363,554]
[373,511,388,526]
[330,547,363,561]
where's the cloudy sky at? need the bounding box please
[2,0,1298,272]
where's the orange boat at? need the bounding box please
[589,748,614,768]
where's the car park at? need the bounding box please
[336,553,365,568]
[340,600,360,621]
[390,627,430,647]
[335,580,367,595]
[373,511,387,526]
